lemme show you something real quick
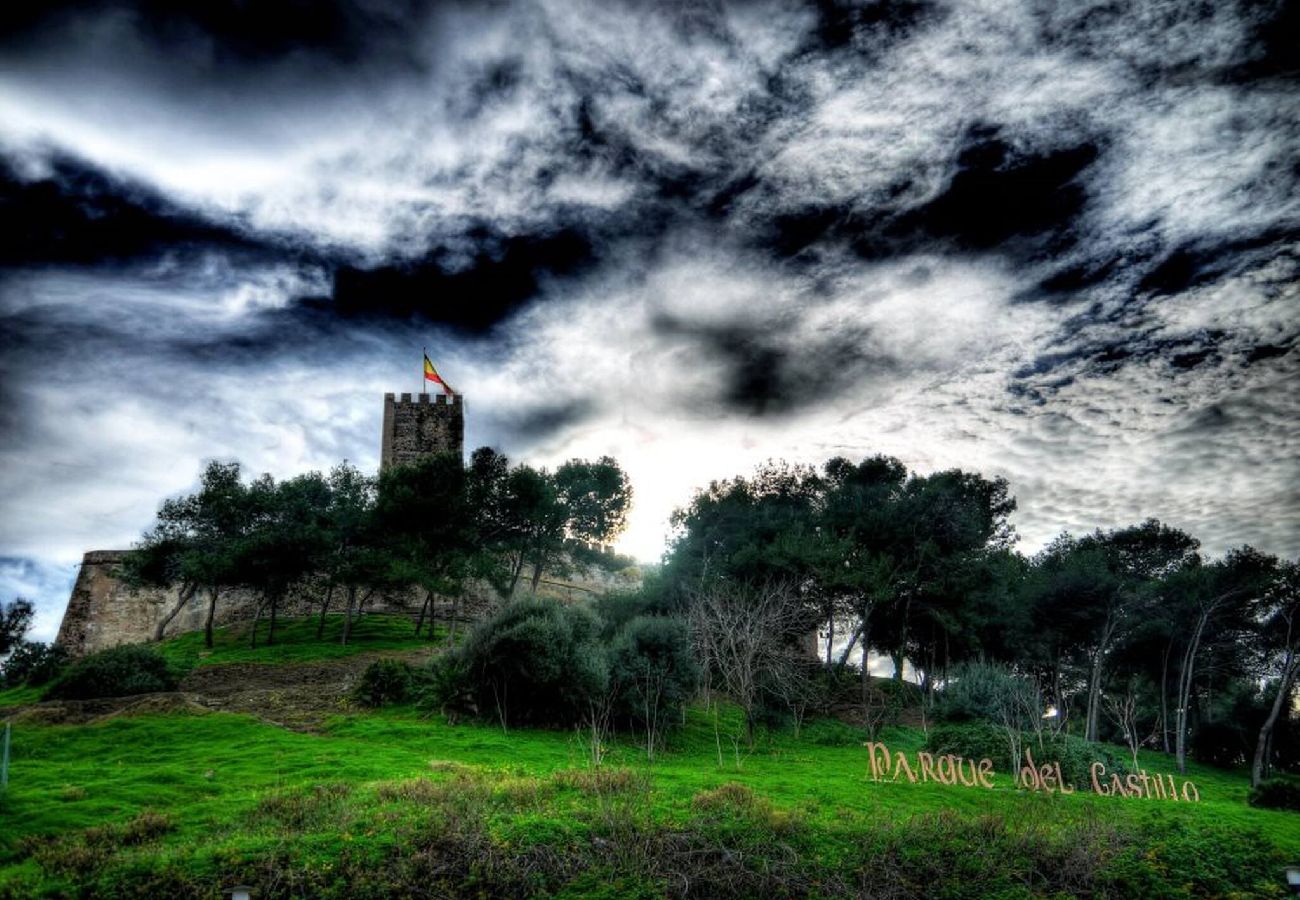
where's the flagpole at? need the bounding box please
[421,346,427,395]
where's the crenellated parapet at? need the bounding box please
[381,391,465,469]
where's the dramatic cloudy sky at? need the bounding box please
[1,0,1297,640]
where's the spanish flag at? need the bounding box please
[423,354,456,396]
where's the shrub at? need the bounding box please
[926,721,1011,767]
[255,783,353,831]
[447,599,608,727]
[423,653,475,718]
[44,644,177,700]
[925,722,1128,789]
[352,658,414,707]
[1046,732,1129,789]
[1,640,67,687]
[608,616,698,732]
[1248,775,1300,811]
[935,660,1041,728]
[121,810,174,845]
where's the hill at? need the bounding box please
[1,616,1296,898]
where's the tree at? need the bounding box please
[125,461,251,648]
[497,455,633,597]
[555,455,632,547]
[819,456,1015,694]
[1167,547,1276,773]
[374,452,497,644]
[687,579,812,746]
[0,597,34,657]
[1021,520,1198,742]
[608,616,699,759]
[1253,559,1300,786]
[449,599,608,729]
[500,464,564,596]
[235,472,332,647]
[313,463,378,640]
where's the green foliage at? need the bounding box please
[935,660,1041,728]
[1248,775,1300,811]
[423,652,475,717]
[925,721,1011,765]
[607,616,698,731]
[44,644,178,700]
[351,658,415,707]
[926,721,1130,789]
[0,597,34,656]
[448,599,608,727]
[1045,733,1130,789]
[555,456,632,546]
[1,641,67,687]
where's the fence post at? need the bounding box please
[1,721,9,790]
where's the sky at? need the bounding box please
[0,0,1297,642]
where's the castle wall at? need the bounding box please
[54,548,641,657]
[381,392,464,469]
[54,551,426,657]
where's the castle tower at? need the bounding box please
[380,392,465,469]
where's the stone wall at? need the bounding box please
[54,551,424,656]
[381,392,464,469]
[54,548,642,657]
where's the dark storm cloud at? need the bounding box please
[0,155,291,267]
[0,0,444,71]
[325,223,599,333]
[1,0,1298,636]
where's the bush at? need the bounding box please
[935,660,1040,729]
[2,640,68,687]
[926,721,1011,767]
[43,644,177,700]
[1248,775,1300,811]
[446,599,608,727]
[607,616,698,732]
[352,658,415,707]
[926,721,1129,790]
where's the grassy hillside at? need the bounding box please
[1,618,1295,898]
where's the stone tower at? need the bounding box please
[380,392,465,469]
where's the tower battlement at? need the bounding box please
[381,391,465,469]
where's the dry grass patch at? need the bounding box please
[553,767,644,796]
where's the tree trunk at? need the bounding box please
[316,583,335,639]
[894,596,911,683]
[507,553,525,597]
[447,594,460,646]
[414,589,432,636]
[1176,610,1209,774]
[1160,637,1173,754]
[529,552,548,595]
[267,594,279,646]
[1085,649,1104,742]
[204,586,220,649]
[861,620,874,697]
[249,599,265,649]
[341,586,357,646]
[154,582,197,642]
[1085,613,1117,743]
[825,613,835,667]
[1253,649,1299,787]
[837,621,864,669]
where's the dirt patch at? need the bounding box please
[8,648,438,732]
[178,647,438,731]
[9,692,209,726]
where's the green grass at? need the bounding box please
[2,628,1296,896]
[0,684,43,710]
[2,695,1297,897]
[156,613,446,675]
